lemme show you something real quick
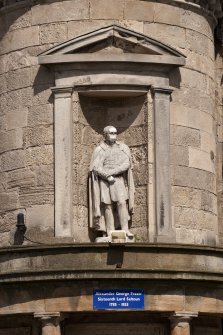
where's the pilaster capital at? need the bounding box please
[51,86,73,98]
[34,312,63,326]
[151,86,174,96]
[169,312,198,324]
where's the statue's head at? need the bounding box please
[103,125,117,144]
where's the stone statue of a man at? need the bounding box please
[89,126,135,239]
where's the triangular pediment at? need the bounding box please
[40,25,185,58]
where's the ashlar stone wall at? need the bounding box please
[0,0,220,245]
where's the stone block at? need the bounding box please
[5,67,31,91]
[0,87,32,112]
[31,0,89,25]
[170,125,200,148]
[180,68,207,92]
[26,204,54,229]
[124,0,154,21]
[28,104,53,127]
[172,186,201,209]
[0,191,18,213]
[25,125,53,147]
[90,0,124,19]
[0,26,39,54]
[0,129,23,154]
[25,145,53,166]
[185,51,214,79]
[0,172,7,192]
[1,50,37,73]
[6,108,28,130]
[148,285,184,311]
[144,23,186,50]
[189,147,214,173]
[154,2,182,26]
[170,145,189,166]
[133,164,148,186]
[0,74,6,94]
[6,7,31,31]
[201,191,217,215]
[32,85,53,107]
[35,165,54,187]
[180,9,213,40]
[40,23,67,44]
[0,209,20,234]
[174,207,217,231]
[0,150,25,172]
[186,29,213,58]
[7,168,36,189]
[19,187,54,207]
[172,166,216,193]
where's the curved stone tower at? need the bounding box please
[0,0,223,334]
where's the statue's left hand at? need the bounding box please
[107,176,115,184]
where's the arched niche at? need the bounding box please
[38,25,186,242]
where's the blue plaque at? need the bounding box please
[93,289,144,310]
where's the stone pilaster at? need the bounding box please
[152,86,174,242]
[52,86,73,237]
[169,312,198,335]
[34,312,63,335]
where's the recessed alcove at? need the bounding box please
[73,93,152,242]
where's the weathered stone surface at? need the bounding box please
[185,51,215,79]
[180,68,207,92]
[19,187,54,207]
[175,227,216,245]
[31,65,54,86]
[7,169,36,189]
[154,2,182,26]
[172,166,216,193]
[174,207,218,231]
[26,205,54,229]
[32,86,53,107]
[170,125,200,148]
[189,147,214,173]
[0,27,39,55]
[170,145,189,166]
[31,0,89,25]
[25,125,53,147]
[186,29,214,59]
[172,186,201,209]
[25,145,53,166]
[28,104,53,127]
[40,23,67,44]
[90,0,124,19]
[35,165,54,187]
[124,1,154,21]
[5,67,31,91]
[201,191,217,215]
[144,23,186,50]
[6,108,28,130]
[0,87,32,111]
[0,150,25,172]
[0,129,23,154]
[180,9,213,40]
[6,8,31,32]
[0,191,18,213]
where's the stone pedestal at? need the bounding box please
[170,313,198,335]
[34,312,63,335]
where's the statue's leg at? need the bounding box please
[117,202,133,237]
[104,204,115,235]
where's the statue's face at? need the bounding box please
[106,127,117,144]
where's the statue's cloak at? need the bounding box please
[89,141,135,233]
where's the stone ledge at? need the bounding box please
[1,243,223,283]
